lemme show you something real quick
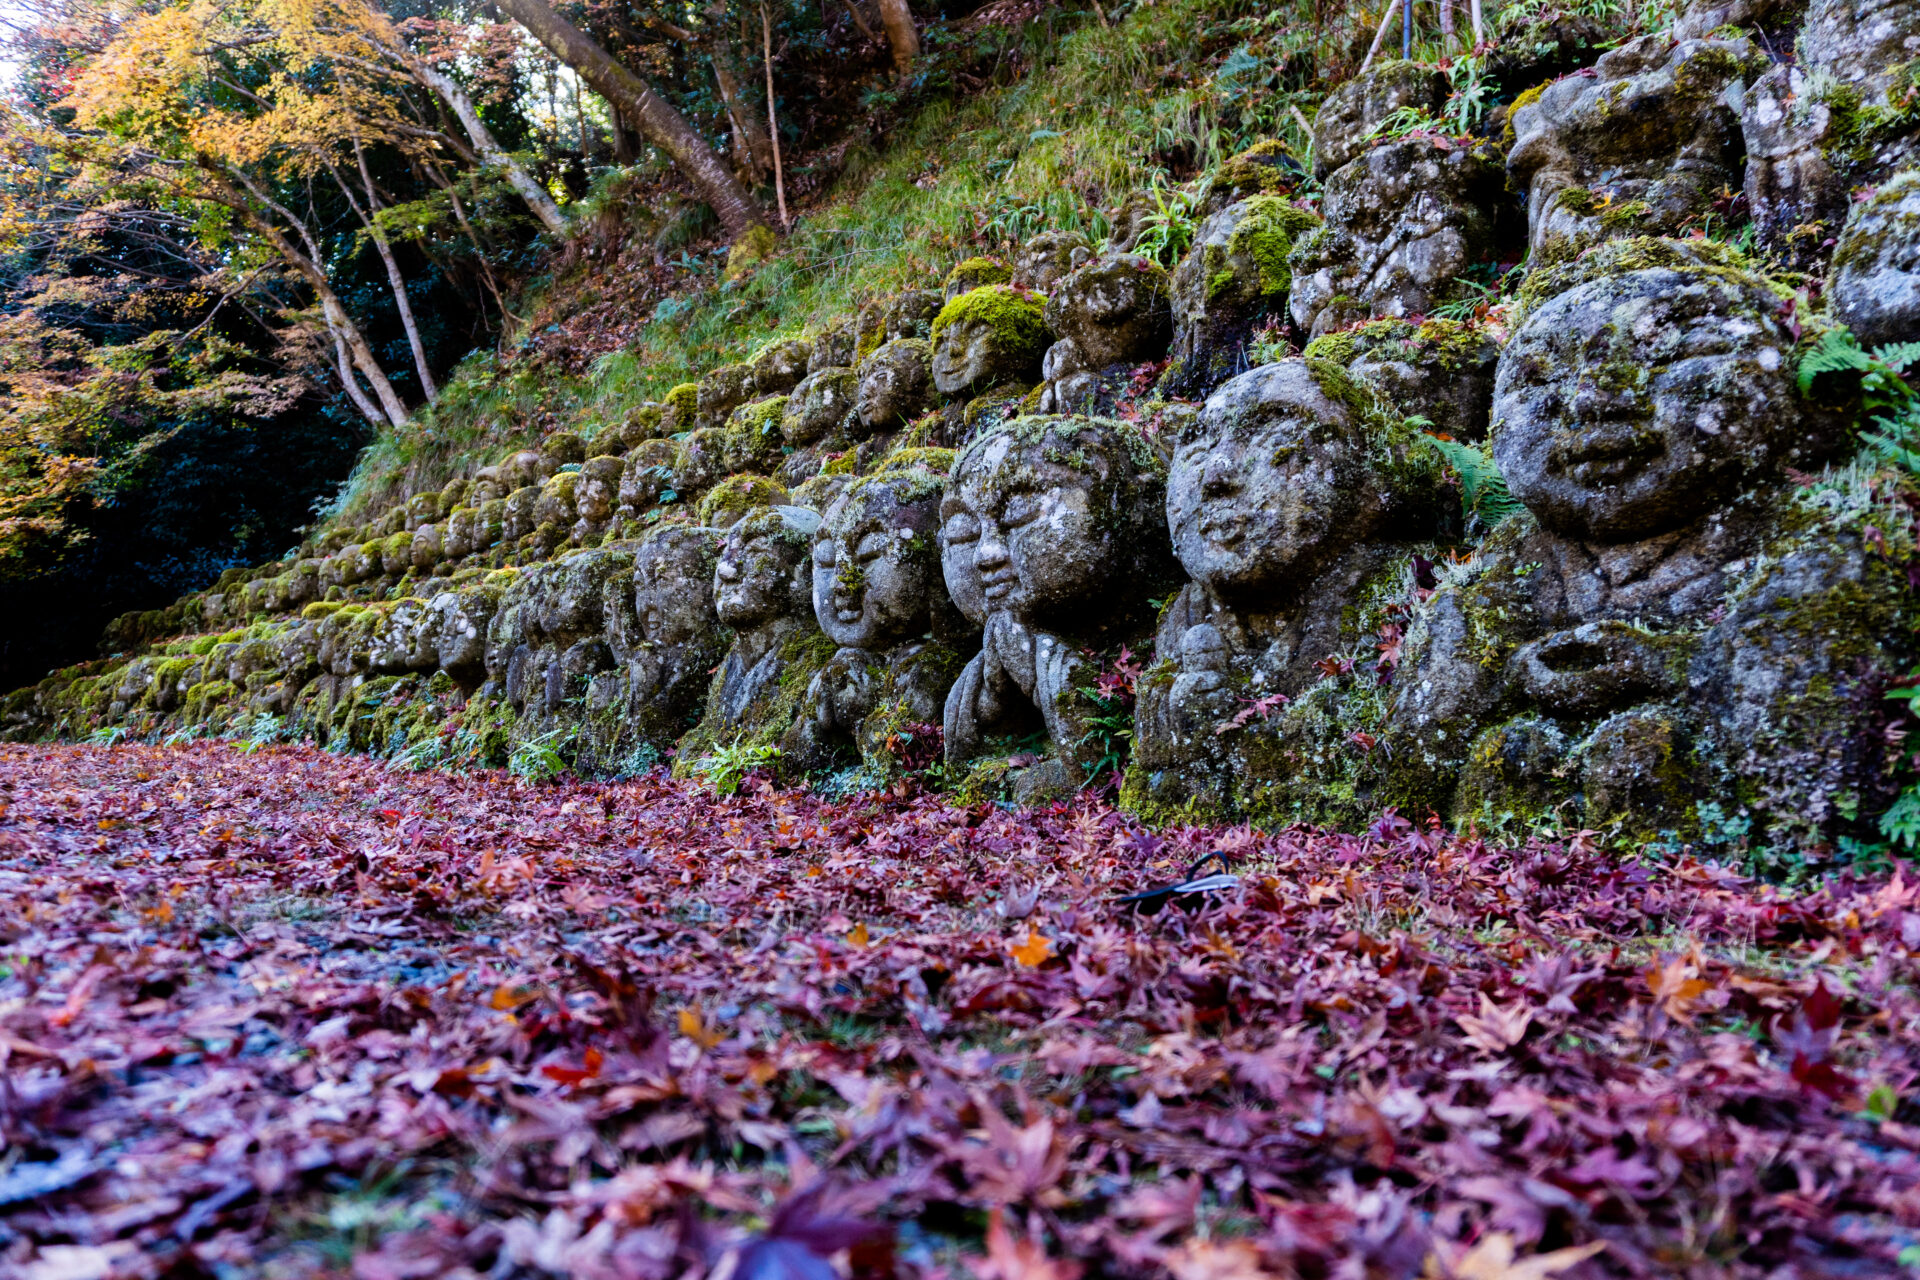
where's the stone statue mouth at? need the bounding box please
[1198,514,1251,547]
[1551,421,1663,483]
[834,607,863,624]
[981,573,1016,603]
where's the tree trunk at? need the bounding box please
[492,0,769,238]
[349,139,438,402]
[711,53,774,178]
[203,163,412,426]
[875,0,917,75]
[404,57,572,239]
[331,326,388,428]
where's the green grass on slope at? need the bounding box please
[330,0,1675,522]
[330,0,1354,519]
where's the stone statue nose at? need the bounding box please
[1201,456,1238,496]
[1571,380,1634,417]
[974,527,1009,567]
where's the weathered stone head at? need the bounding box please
[1016,230,1092,291]
[633,525,723,648]
[715,505,818,630]
[1506,35,1763,263]
[1302,317,1501,441]
[1042,253,1173,370]
[812,464,947,651]
[1311,60,1448,179]
[1492,261,1830,542]
[785,368,858,445]
[929,285,1052,398]
[856,339,934,435]
[1170,359,1417,598]
[1287,138,1507,339]
[1831,172,1920,348]
[1164,196,1321,398]
[942,415,1168,632]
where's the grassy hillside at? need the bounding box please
[329,0,1376,518]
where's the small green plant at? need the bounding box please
[235,713,283,753]
[86,725,129,747]
[508,728,574,783]
[1131,182,1199,268]
[1422,430,1523,532]
[393,732,449,772]
[1799,328,1920,468]
[1077,646,1142,787]
[1363,104,1448,144]
[1442,56,1493,136]
[1799,328,1920,854]
[693,738,782,796]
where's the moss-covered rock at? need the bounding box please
[698,473,791,529]
[534,470,581,529]
[1289,137,1506,339]
[1016,229,1092,291]
[663,382,700,434]
[619,401,666,448]
[1043,252,1172,370]
[1830,170,1920,348]
[542,431,587,467]
[784,368,858,445]
[1311,60,1448,179]
[723,396,790,473]
[1201,139,1295,216]
[697,363,757,430]
[1507,34,1766,265]
[672,427,727,500]
[1163,195,1320,398]
[751,337,813,394]
[1302,317,1502,441]
[857,339,935,433]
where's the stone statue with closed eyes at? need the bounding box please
[782,457,969,776]
[940,415,1173,802]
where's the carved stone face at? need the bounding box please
[938,499,989,627]
[856,340,933,435]
[943,417,1159,628]
[633,527,721,647]
[714,509,814,629]
[812,472,942,650]
[929,287,1050,398]
[1505,35,1758,263]
[1169,361,1380,596]
[1493,266,1807,542]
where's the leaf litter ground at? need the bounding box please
[4,742,1920,1279]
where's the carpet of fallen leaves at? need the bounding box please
[6,743,1920,1280]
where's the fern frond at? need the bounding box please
[1428,436,1523,531]
[1798,327,1871,395]
[1871,341,1920,374]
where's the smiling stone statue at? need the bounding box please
[783,457,966,775]
[1385,250,1887,843]
[1127,358,1451,823]
[940,416,1173,800]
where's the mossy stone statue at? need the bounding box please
[1507,34,1765,265]
[929,285,1051,398]
[1288,138,1507,340]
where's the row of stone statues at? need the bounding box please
[64,239,1884,851]
[10,0,1918,854]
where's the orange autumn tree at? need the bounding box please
[62,0,568,427]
